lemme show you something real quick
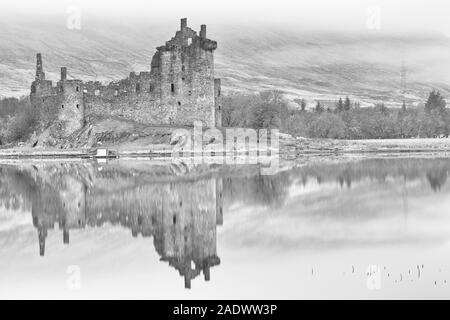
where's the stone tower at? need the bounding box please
[30,55,85,137]
[56,69,85,136]
[30,53,53,97]
[150,18,221,127]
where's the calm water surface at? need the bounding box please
[1,156,450,299]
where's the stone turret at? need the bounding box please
[61,67,67,81]
[181,18,187,30]
[35,53,45,81]
[200,24,207,39]
[151,18,219,127]
[30,53,52,97]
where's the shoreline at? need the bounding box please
[1,137,450,160]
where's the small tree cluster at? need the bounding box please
[0,96,38,145]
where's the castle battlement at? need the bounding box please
[30,18,222,138]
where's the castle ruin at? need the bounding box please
[30,18,222,138]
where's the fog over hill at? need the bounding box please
[1,14,450,109]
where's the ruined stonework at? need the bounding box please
[31,54,85,138]
[28,169,223,289]
[30,18,222,138]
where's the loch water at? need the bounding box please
[0,156,450,299]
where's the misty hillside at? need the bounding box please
[1,16,450,108]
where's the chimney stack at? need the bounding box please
[181,18,187,30]
[61,67,67,81]
[200,25,207,39]
[35,53,45,81]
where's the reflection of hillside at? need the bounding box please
[0,164,223,289]
[220,158,450,211]
[292,158,449,192]
[291,158,450,191]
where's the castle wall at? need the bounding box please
[57,80,85,136]
[31,94,61,127]
[30,18,220,136]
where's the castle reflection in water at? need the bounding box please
[0,157,449,289]
[1,162,223,289]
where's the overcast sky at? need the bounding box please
[1,0,450,36]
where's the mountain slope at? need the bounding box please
[1,16,450,108]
